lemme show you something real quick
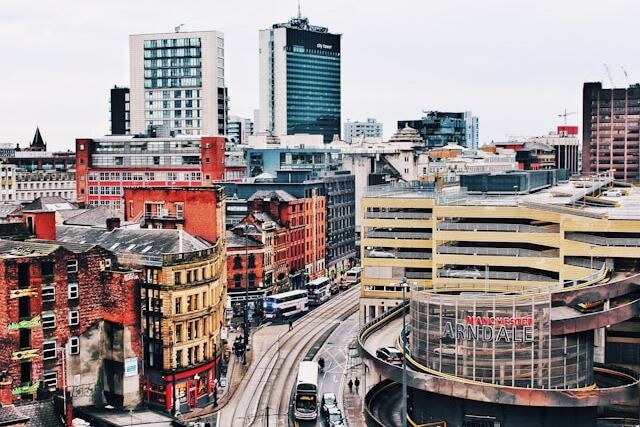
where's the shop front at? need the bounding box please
[144,358,220,414]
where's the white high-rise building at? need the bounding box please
[343,118,383,143]
[464,111,479,149]
[129,30,228,136]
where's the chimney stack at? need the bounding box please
[106,217,121,231]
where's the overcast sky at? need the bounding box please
[2,0,640,151]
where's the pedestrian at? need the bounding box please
[288,319,293,331]
[354,377,360,392]
[348,379,353,393]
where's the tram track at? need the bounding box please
[227,286,359,427]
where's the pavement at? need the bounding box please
[341,339,366,427]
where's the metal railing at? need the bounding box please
[365,231,432,240]
[116,240,222,267]
[367,250,432,260]
[437,245,559,258]
[564,257,607,269]
[521,202,606,219]
[437,221,558,233]
[437,269,556,282]
[565,232,640,248]
[404,271,432,279]
[365,211,433,220]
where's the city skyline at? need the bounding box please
[3,0,640,150]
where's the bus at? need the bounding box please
[343,267,362,288]
[294,361,319,420]
[306,277,332,306]
[263,290,308,320]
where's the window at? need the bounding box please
[234,274,242,288]
[175,203,184,219]
[234,255,242,269]
[42,286,55,302]
[68,282,79,299]
[176,350,183,368]
[41,262,54,277]
[248,254,255,268]
[67,260,78,274]
[176,323,183,343]
[68,336,79,355]
[175,297,182,314]
[248,273,256,288]
[174,272,181,285]
[42,312,56,329]
[68,310,79,326]
[43,340,56,360]
[44,371,57,390]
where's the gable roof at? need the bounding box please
[63,206,123,226]
[23,196,75,212]
[247,189,296,202]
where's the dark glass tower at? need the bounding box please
[259,16,341,143]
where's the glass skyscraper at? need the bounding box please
[259,16,341,143]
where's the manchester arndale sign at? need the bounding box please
[442,315,535,343]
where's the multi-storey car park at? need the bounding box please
[358,169,640,426]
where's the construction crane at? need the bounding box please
[603,63,615,88]
[621,66,630,86]
[558,109,578,125]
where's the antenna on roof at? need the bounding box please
[297,0,302,18]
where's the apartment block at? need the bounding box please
[583,82,640,182]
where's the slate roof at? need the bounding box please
[0,405,29,426]
[16,399,64,427]
[62,206,123,227]
[0,239,59,258]
[251,211,281,228]
[247,189,296,202]
[226,229,263,249]
[30,127,46,150]
[0,204,22,218]
[23,197,75,212]
[56,225,211,258]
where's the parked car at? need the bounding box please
[327,407,345,426]
[603,189,622,197]
[321,392,337,416]
[376,347,403,365]
[440,267,482,279]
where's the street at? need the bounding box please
[218,286,359,427]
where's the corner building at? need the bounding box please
[259,16,341,142]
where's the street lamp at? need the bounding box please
[193,373,200,408]
[400,276,408,427]
[590,245,595,270]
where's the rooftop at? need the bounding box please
[0,239,59,258]
[23,196,76,212]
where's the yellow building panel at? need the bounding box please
[432,277,554,291]
[563,218,640,233]
[433,206,561,223]
[362,277,432,287]
[562,239,640,258]
[362,198,434,209]
[362,257,432,269]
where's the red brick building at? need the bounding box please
[0,238,142,413]
[226,229,265,314]
[123,186,225,244]
[245,189,326,289]
[75,135,225,210]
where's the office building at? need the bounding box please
[583,82,640,182]
[529,126,581,174]
[75,134,224,210]
[129,30,228,136]
[109,86,130,135]
[343,118,383,143]
[227,115,254,144]
[259,15,341,143]
[398,111,470,149]
[464,111,479,149]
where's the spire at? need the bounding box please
[297,0,302,18]
[30,127,46,151]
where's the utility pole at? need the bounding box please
[243,224,251,365]
[401,276,408,427]
[266,407,269,427]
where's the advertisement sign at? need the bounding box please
[124,357,138,377]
